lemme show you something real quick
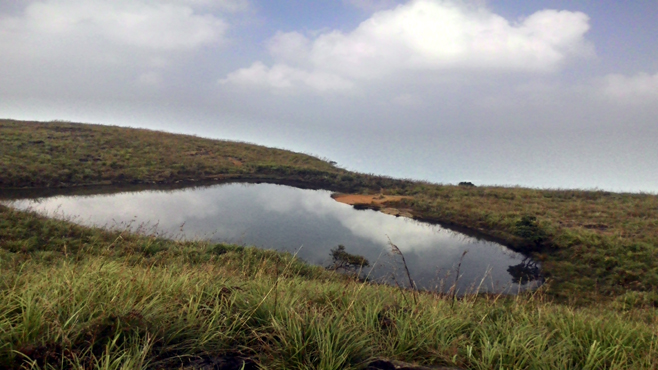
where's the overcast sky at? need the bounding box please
[1,1,657,191]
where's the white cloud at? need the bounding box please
[137,71,163,86]
[0,0,230,97]
[4,0,227,51]
[221,0,592,93]
[168,0,250,13]
[344,0,400,12]
[391,93,423,106]
[601,72,658,103]
[220,62,354,92]
[266,31,312,63]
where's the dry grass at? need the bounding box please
[0,119,341,189]
[393,185,658,301]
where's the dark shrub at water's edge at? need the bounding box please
[514,215,547,248]
[327,245,370,273]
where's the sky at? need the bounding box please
[1,0,657,191]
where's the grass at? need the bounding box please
[397,185,658,302]
[1,118,658,303]
[0,119,341,189]
[2,205,658,369]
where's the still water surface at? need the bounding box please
[6,183,540,293]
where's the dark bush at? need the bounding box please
[327,245,369,271]
[514,215,547,247]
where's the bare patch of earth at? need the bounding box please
[332,193,414,218]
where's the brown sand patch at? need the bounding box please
[332,193,414,218]
[331,194,412,205]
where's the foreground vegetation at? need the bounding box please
[2,205,658,369]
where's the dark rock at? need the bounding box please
[367,360,396,370]
[458,182,475,187]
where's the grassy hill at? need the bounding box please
[0,119,342,189]
[1,118,658,368]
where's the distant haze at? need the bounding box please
[2,1,657,192]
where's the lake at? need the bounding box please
[3,182,541,294]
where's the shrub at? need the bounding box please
[327,245,369,272]
[514,215,547,247]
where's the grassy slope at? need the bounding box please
[398,186,658,301]
[2,119,658,301]
[0,119,341,188]
[2,205,658,369]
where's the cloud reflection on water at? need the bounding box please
[8,183,536,293]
